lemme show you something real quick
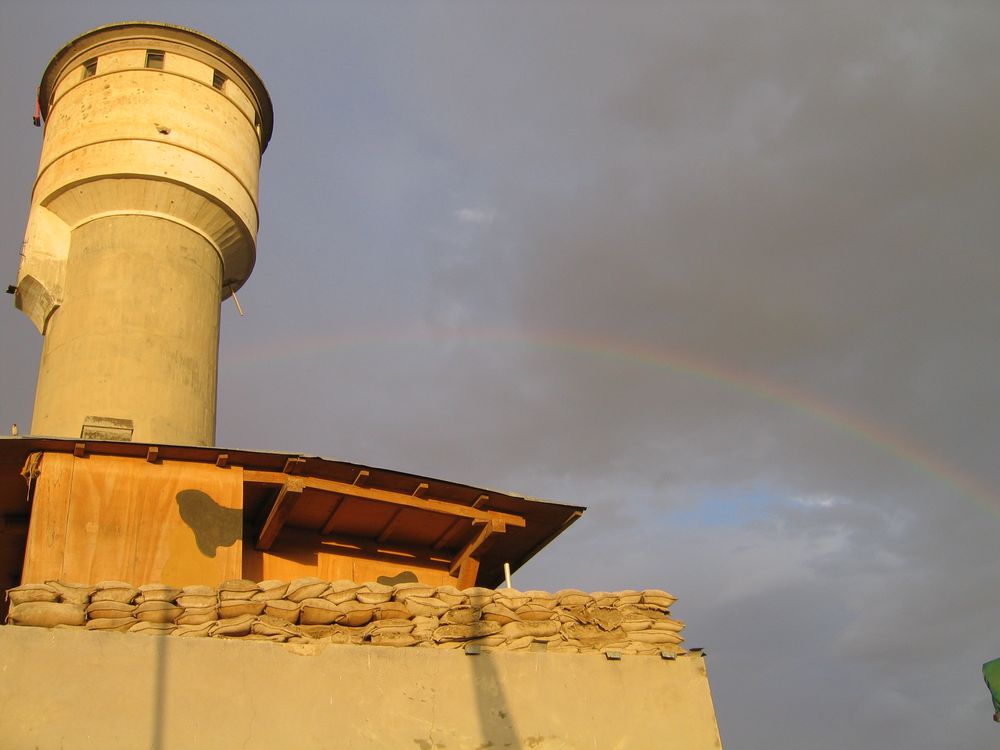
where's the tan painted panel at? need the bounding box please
[22,453,243,586]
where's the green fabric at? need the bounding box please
[983,658,1000,713]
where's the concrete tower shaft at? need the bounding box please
[15,22,272,446]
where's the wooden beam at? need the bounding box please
[256,476,305,550]
[320,495,345,535]
[283,457,306,474]
[354,469,370,486]
[243,471,526,529]
[74,443,86,457]
[432,518,464,551]
[456,556,480,589]
[449,518,506,577]
[377,483,425,543]
[376,509,404,543]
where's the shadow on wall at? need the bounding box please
[151,630,170,750]
[176,490,241,557]
[470,650,522,750]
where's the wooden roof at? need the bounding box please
[0,437,584,588]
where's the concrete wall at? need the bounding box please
[0,625,723,749]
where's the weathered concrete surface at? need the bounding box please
[17,23,271,445]
[0,624,723,749]
[31,216,222,444]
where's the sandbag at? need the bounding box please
[433,586,468,606]
[501,620,560,639]
[356,583,393,604]
[481,603,519,625]
[86,616,137,632]
[209,615,256,637]
[441,605,481,625]
[219,599,266,618]
[6,584,58,606]
[9,601,86,627]
[250,580,290,601]
[286,578,329,602]
[404,596,450,618]
[86,600,137,620]
[136,584,181,604]
[129,622,176,636]
[299,598,345,626]
[433,622,501,642]
[46,581,93,606]
[176,606,219,625]
[91,582,139,604]
[463,587,495,608]
[264,599,300,623]
[135,601,183,623]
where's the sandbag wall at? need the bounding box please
[5,579,684,655]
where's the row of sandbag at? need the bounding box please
[4,579,684,655]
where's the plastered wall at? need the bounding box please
[0,625,723,749]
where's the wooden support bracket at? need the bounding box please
[449,517,506,579]
[320,496,345,536]
[376,482,429,543]
[215,453,229,468]
[146,446,159,463]
[376,509,404,543]
[432,518,463,551]
[256,476,305,550]
[73,443,86,458]
[283,457,306,474]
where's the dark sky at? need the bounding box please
[1,3,998,748]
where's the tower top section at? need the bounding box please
[38,21,273,152]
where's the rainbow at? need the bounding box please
[222,325,999,515]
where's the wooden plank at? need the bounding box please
[320,495,345,535]
[283,457,306,474]
[376,509,404,543]
[256,476,305,551]
[374,479,429,543]
[449,518,506,577]
[23,453,244,586]
[243,470,526,528]
[456,555,481,589]
[20,453,74,583]
[431,518,464,551]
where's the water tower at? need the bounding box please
[14,22,273,446]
